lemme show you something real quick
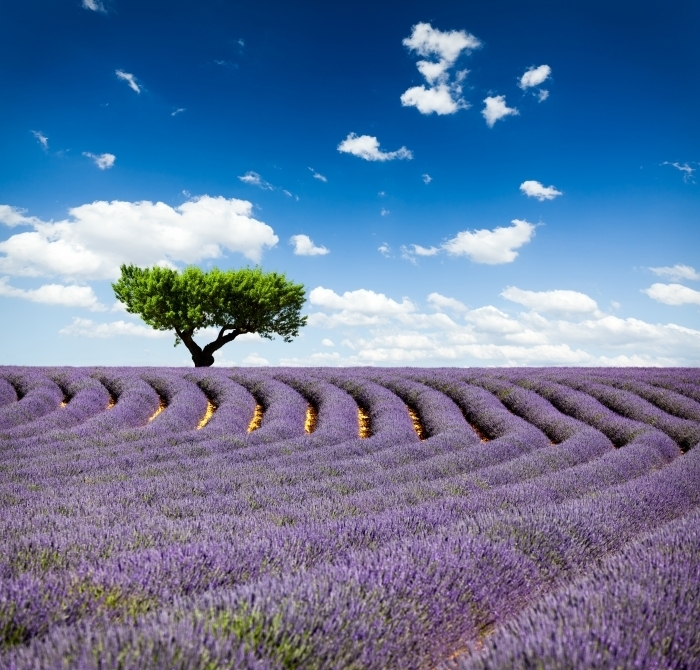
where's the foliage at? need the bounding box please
[112,264,307,366]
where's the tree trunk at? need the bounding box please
[192,350,215,367]
[177,327,239,367]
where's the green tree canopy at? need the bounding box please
[112,264,307,366]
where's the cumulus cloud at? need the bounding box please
[82,0,105,10]
[337,133,413,161]
[482,95,519,127]
[501,286,599,314]
[642,283,700,306]
[238,171,274,190]
[321,338,335,347]
[310,287,415,315]
[0,277,106,311]
[83,152,116,170]
[403,22,481,62]
[303,286,700,367]
[401,22,481,115]
[31,130,48,151]
[442,219,536,264]
[649,264,700,282]
[537,90,549,102]
[115,70,140,94]
[0,205,42,228]
[412,244,440,256]
[309,287,415,327]
[520,180,563,201]
[60,317,168,338]
[242,353,270,366]
[290,234,329,256]
[662,161,695,183]
[378,243,391,257]
[428,292,467,313]
[401,84,466,115]
[309,167,327,182]
[401,244,439,263]
[519,64,551,89]
[422,174,432,184]
[0,196,278,280]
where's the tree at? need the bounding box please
[112,264,307,367]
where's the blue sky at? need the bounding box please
[1,0,698,367]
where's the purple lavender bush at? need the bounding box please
[0,366,698,670]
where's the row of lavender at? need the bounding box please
[1,366,699,669]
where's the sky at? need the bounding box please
[0,0,698,367]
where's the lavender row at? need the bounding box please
[543,371,700,451]
[0,371,682,564]
[1,366,699,668]
[587,370,700,421]
[0,402,690,652]
[4,438,700,668]
[0,377,17,407]
[0,371,64,431]
[1,373,111,439]
[451,506,700,669]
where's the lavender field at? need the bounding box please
[1,366,699,669]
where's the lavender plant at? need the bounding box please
[0,366,698,670]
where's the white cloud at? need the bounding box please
[537,89,549,102]
[82,0,105,10]
[482,95,519,127]
[428,292,467,313]
[403,22,481,63]
[442,219,536,264]
[381,208,390,216]
[422,174,432,184]
[171,108,186,116]
[310,287,415,315]
[400,83,466,115]
[649,264,700,282]
[290,234,329,256]
[60,317,168,338]
[305,286,700,367]
[0,277,106,311]
[501,286,599,314]
[321,338,335,347]
[465,305,522,334]
[242,353,270,366]
[115,70,140,94]
[83,152,116,170]
[0,205,42,228]
[662,161,695,183]
[642,283,700,306]
[337,133,413,161]
[31,131,48,151]
[238,171,274,190]
[0,196,278,280]
[411,244,440,256]
[400,23,481,116]
[519,64,551,89]
[520,180,563,201]
[378,243,391,257]
[309,287,415,327]
[309,167,327,182]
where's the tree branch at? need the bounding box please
[175,327,203,358]
[202,328,242,356]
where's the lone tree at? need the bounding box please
[112,264,307,367]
